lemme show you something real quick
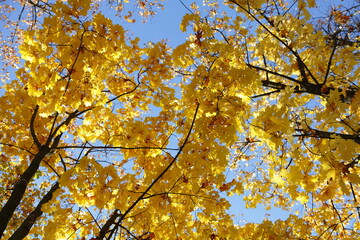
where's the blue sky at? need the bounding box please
[0,0,303,225]
[112,0,294,224]
[113,0,360,225]
[2,0,356,227]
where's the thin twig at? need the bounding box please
[323,43,337,85]
[178,0,194,14]
[96,103,200,239]
[55,145,179,151]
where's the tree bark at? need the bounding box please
[9,182,60,240]
[0,146,50,238]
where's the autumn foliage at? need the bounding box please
[0,0,360,239]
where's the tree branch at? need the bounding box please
[45,112,59,146]
[30,105,41,149]
[55,145,179,151]
[294,128,360,144]
[231,0,320,85]
[96,103,200,240]
[0,107,79,237]
[8,182,60,240]
[0,146,51,238]
[249,64,358,102]
[323,42,337,85]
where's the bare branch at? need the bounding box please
[294,128,360,144]
[8,182,60,240]
[230,0,320,85]
[0,146,51,238]
[323,43,337,85]
[45,112,59,146]
[30,105,41,149]
[0,142,35,155]
[96,103,200,240]
[55,145,179,151]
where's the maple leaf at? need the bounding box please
[1,0,360,239]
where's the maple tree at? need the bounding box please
[0,0,360,239]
